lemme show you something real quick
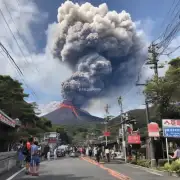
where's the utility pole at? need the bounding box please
[146,43,164,77]
[136,42,163,166]
[118,96,127,163]
[104,104,110,146]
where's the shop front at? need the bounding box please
[0,109,19,152]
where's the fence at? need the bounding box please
[0,151,17,175]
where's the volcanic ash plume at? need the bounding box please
[52,1,146,106]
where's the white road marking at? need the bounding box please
[6,168,25,180]
[125,164,163,176]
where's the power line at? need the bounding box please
[0,8,30,66]
[3,1,40,73]
[0,42,38,99]
[0,42,23,76]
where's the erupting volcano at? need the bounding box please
[43,100,103,125]
[45,1,146,123]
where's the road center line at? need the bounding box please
[81,157,131,180]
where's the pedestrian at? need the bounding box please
[30,141,40,176]
[23,138,32,175]
[54,147,57,160]
[111,149,115,160]
[89,147,92,158]
[44,144,50,160]
[17,140,25,168]
[169,145,180,160]
[47,151,51,161]
[105,147,110,162]
[96,147,101,163]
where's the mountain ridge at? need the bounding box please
[43,101,104,125]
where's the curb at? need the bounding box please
[126,163,167,176]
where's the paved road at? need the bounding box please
[11,158,119,180]
[5,157,178,180]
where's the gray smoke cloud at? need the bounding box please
[52,1,146,107]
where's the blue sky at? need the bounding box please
[0,0,179,116]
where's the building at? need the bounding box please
[0,109,21,152]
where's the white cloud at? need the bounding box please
[0,0,72,104]
[38,101,60,116]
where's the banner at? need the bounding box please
[148,122,160,137]
[128,133,141,144]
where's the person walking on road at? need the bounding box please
[105,147,110,162]
[54,147,57,160]
[30,141,40,176]
[18,140,24,168]
[23,138,32,174]
[96,147,101,163]
[89,147,92,158]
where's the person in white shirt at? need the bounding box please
[105,147,110,162]
[54,148,57,160]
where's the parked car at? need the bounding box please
[57,149,65,157]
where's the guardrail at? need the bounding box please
[0,151,17,175]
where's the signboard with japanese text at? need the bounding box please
[128,133,141,144]
[0,111,16,128]
[162,119,180,127]
[148,122,160,137]
[48,137,57,143]
[162,119,180,138]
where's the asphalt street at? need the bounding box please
[11,157,120,180]
[5,157,178,180]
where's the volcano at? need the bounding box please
[43,100,104,125]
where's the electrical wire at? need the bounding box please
[0,42,23,76]
[3,1,40,73]
[0,42,38,99]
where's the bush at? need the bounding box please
[170,160,180,172]
[164,162,171,171]
[137,159,151,168]
[131,159,137,165]
[164,160,180,172]
[158,159,172,167]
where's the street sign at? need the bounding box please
[162,119,180,138]
[104,131,110,137]
[162,119,180,127]
[148,122,160,137]
[163,128,180,137]
[128,133,141,144]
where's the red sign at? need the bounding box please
[104,132,110,137]
[128,134,141,144]
[148,122,160,137]
[48,138,57,143]
[0,113,16,128]
[127,127,133,134]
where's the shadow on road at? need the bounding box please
[16,174,92,180]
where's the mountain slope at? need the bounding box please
[43,101,104,125]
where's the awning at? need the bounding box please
[0,110,16,128]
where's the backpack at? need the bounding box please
[22,146,28,155]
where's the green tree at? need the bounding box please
[144,57,180,120]
[0,75,54,143]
